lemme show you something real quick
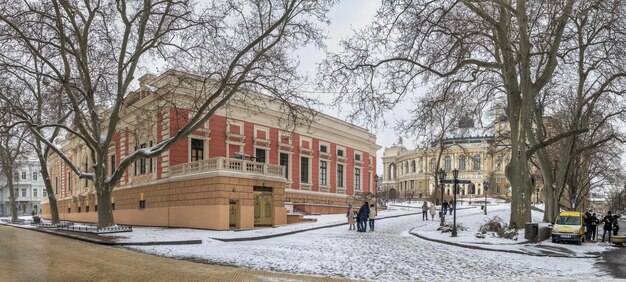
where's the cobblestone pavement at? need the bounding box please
[0,225,349,282]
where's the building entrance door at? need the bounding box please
[229,200,237,228]
[253,186,273,226]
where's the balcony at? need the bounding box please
[169,157,286,180]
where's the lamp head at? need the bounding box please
[452,168,459,179]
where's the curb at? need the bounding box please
[0,223,202,246]
[211,212,422,242]
[408,227,601,259]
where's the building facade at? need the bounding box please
[42,70,379,230]
[0,160,46,216]
[381,125,510,203]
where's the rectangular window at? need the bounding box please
[86,206,89,213]
[320,161,328,186]
[337,149,344,157]
[149,141,153,173]
[140,143,147,174]
[255,148,266,163]
[67,172,71,192]
[337,164,344,188]
[110,155,116,176]
[139,200,146,209]
[14,172,19,181]
[21,172,26,179]
[78,207,81,213]
[355,154,361,161]
[279,153,289,179]
[43,190,47,197]
[68,208,71,214]
[190,139,204,162]
[320,145,327,153]
[95,205,98,212]
[355,168,361,190]
[33,172,38,180]
[33,189,38,197]
[14,189,18,197]
[55,177,58,194]
[300,157,309,183]
[22,189,26,197]
[111,203,116,210]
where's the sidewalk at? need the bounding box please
[0,207,419,245]
[409,204,618,258]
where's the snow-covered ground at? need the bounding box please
[411,204,618,257]
[97,207,419,243]
[123,205,609,280]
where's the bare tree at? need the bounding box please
[528,0,626,222]
[0,113,28,222]
[0,0,336,227]
[320,0,626,228]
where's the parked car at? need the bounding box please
[552,211,585,245]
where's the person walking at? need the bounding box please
[590,213,599,241]
[358,201,370,232]
[442,200,449,215]
[368,204,377,232]
[421,201,429,221]
[602,211,614,243]
[429,202,437,220]
[613,214,620,236]
[347,203,355,230]
[449,201,454,215]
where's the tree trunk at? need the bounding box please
[506,110,532,229]
[39,163,60,224]
[6,174,17,222]
[96,186,115,228]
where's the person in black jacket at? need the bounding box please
[602,211,614,242]
[613,214,620,236]
[357,201,370,232]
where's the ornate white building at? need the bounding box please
[381,122,511,203]
[0,160,46,216]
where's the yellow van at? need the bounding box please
[551,211,585,245]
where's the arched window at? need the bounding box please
[444,155,452,171]
[411,160,416,173]
[496,156,502,171]
[419,158,424,173]
[404,162,409,175]
[430,158,436,172]
[459,155,466,171]
[473,154,481,171]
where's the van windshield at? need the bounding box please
[556,216,580,225]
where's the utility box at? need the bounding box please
[525,222,539,243]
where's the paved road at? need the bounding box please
[0,225,347,282]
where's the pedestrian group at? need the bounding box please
[347,201,376,232]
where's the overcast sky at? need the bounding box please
[294,0,421,175]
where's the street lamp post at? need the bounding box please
[438,168,447,227]
[484,181,489,215]
[452,168,459,237]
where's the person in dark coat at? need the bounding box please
[613,214,620,236]
[590,213,599,241]
[442,200,449,215]
[602,211,614,242]
[357,201,370,232]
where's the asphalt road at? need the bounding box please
[0,225,347,282]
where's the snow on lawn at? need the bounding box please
[410,203,618,257]
[126,213,606,281]
[101,207,418,243]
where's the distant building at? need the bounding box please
[381,119,510,203]
[0,160,46,216]
[42,70,379,230]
